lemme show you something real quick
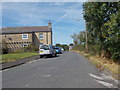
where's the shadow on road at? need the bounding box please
[40,54,60,59]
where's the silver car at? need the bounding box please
[39,44,57,58]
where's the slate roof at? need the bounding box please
[1,26,52,34]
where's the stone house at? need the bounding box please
[0,22,52,51]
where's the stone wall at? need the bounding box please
[0,31,52,52]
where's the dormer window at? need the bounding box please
[22,34,28,39]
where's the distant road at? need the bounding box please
[2,51,118,88]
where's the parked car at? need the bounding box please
[39,44,57,58]
[54,47,63,54]
[60,47,64,53]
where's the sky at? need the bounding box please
[1,2,85,45]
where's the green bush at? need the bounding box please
[12,44,39,53]
[106,41,120,62]
[23,44,38,52]
[73,44,86,52]
[55,44,69,51]
[2,47,9,54]
[89,44,101,55]
[2,40,9,54]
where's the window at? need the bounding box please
[22,34,28,39]
[40,43,43,45]
[23,44,28,47]
[39,33,44,39]
[40,45,49,50]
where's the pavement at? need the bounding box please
[1,51,119,88]
[1,55,40,70]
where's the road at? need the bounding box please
[2,51,119,88]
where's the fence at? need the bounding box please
[1,41,32,52]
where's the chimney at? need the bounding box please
[48,20,52,29]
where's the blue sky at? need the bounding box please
[2,2,85,45]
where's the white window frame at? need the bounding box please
[39,33,44,40]
[22,34,28,39]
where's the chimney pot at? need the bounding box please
[48,20,52,28]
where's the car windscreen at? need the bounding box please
[54,47,60,49]
[54,48,59,49]
[40,45,49,50]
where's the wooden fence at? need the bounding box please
[1,42,32,52]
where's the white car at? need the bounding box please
[39,44,57,58]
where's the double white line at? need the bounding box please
[89,73,118,88]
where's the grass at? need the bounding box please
[0,52,39,63]
[73,50,120,79]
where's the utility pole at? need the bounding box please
[77,19,88,50]
[85,21,88,51]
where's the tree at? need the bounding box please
[69,43,74,46]
[71,33,79,45]
[55,43,61,47]
[78,31,86,45]
[55,43,69,51]
[83,2,120,60]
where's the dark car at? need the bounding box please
[54,47,63,54]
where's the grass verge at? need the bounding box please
[0,52,39,63]
[73,50,120,79]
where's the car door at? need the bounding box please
[51,46,56,55]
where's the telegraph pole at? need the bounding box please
[85,21,88,51]
[77,19,88,51]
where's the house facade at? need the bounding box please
[0,22,52,51]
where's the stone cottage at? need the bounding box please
[0,22,52,51]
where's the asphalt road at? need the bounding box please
[2,51,119,88]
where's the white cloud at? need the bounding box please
[2,2,84,27]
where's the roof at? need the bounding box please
[1,26,52,34]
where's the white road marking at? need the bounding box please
[25,85,29,87]
[89,73,103,80]
[95,79,117,88]
[89,73,118,88]
[101,74,119,84]
[42,75,52,77]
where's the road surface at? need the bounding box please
[2,51,119,88]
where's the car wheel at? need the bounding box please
[40,55,43,58]
[51,54,53,57]
[55,53,57,57]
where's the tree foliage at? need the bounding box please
[72,2,120,61]
[2,40,9,54]
[55,43,69,51]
